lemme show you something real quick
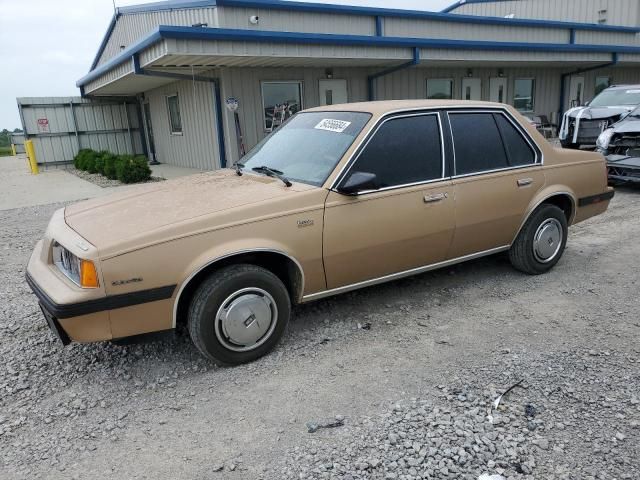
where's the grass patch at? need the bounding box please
[0,146,13,157]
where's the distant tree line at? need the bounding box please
[0,128,24,148]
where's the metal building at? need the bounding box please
[71,0,640,169]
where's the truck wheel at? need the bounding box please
[509,204,568,275]
[188,264,291,365]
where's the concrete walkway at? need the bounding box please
[0,156,206,211]
[0,155,115,211]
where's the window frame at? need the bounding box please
[260,80,304,132]
[513,78,536,113]
[426,78,455,100]
[166,93,183,135]
[333,111,446,195]
[446,109,541,179]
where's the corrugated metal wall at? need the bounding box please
[17,97,144,165]
[145,76,221,170]
[10,133,26,154]
[97,7,219,66]
[451,0,640,27]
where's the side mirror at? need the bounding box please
[337,171,378,195]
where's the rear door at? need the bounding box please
[323,111,454,289]
[446,110,545,258]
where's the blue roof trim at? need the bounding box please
[90,12,120,71]
[215,0,640,33]
[442,0,517,14]
[78,25,640,88]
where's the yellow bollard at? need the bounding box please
[11,144,16,156]
[25,139,39,174]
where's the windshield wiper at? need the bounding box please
[234,162,244,176]
[252,166,292,187]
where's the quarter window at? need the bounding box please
[427,79,454,100]
[513,79,535,113]
[348,114,442,189]
[494,114,536,166]
[449,112,508,175]
[166,94,182,134]
[261,81,303,131]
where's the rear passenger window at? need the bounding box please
[494,114,536,166]
[351,114,442,188]
[449,113,508,175]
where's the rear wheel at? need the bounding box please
[188,264,291,365]
[509,204,568,275]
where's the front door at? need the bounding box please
[323,112,455,289]
[462,78,482,100]
[446,110,544,258]
[489,77,508,103]
[319,79,348,106]
[569,76,585,107]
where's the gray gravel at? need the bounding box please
[1,190,639,479]
[67,167,164,187]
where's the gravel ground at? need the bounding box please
[1,190,639,479]
[67,168,164,187]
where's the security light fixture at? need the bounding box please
[192,23,208,28]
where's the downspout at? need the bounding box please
[367,47,420,101]
[558,52,618,117]
[132,55,228,168]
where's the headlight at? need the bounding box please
[596,128,615,150]
[52,241,99,288]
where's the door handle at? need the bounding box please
[424,192,448,203]
[517,178,533,187]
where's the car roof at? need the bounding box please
[304,99,505,115]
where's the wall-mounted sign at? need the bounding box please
[225,97,239,112]
[36,118,50,133]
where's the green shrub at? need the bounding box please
[102,153,118,180]
[85,153,97,173]
[116,154,151,184]
[73,149,94,170]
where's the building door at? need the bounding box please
[489,77,508,103]
[319,79,348,106]
[569,76,585,107]
[143,102,157,163]
[461,78,482,100]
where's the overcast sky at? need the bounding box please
[0,0,452,129]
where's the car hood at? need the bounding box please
[566,105,634,120]
[609,118,640,133]
[606,154,640,166]
[64,169,318,256]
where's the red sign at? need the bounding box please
[37,118,50,133]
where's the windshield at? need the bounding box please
[240,111,372,186]
[589,88,640,107]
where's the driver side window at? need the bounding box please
[349,113,443,189]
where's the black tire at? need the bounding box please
[187,264,291,365]
[509,204,568,275]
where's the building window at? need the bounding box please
[166,94,182,134]
[261,81,303,131]
[595,76,611,96]
[426,79,454,99]
[513,79,535,113]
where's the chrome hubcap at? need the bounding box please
[533,218,563,263]
[215,288,278,352]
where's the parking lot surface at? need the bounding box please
[1,189,638,479]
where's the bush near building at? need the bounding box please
[73,149,151,184]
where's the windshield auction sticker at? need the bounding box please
[314,119,351,133]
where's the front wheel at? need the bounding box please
[188,264,291,365]
[509,204,568,275]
